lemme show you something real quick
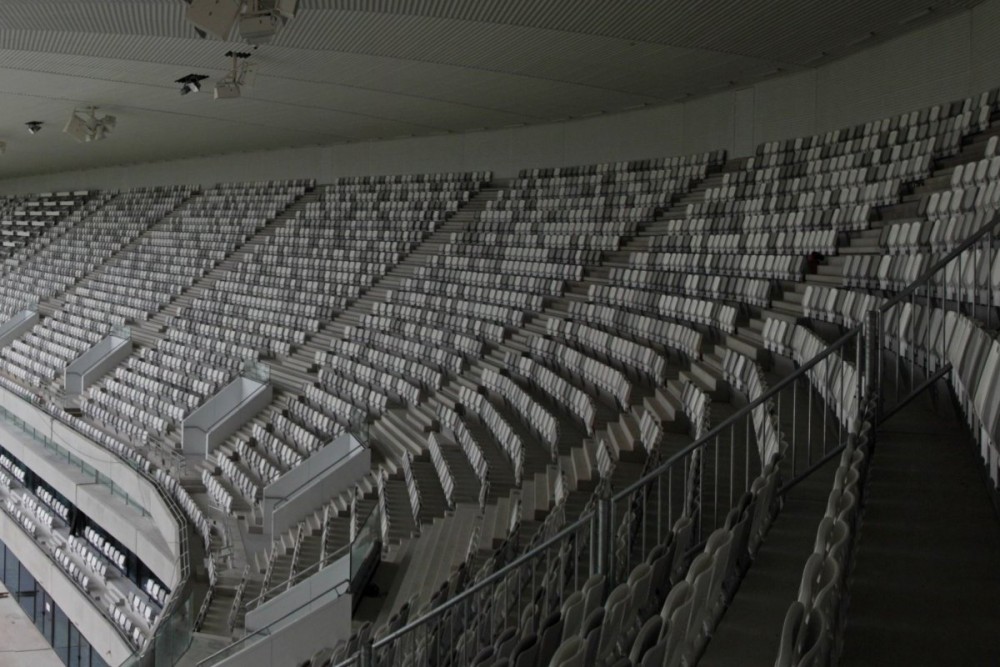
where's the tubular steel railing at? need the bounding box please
[876,214,1000,419]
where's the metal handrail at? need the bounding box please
[879,214,1000,312]
[361,320,866,663]
[197,579,351,667]
[246,541,353,610]
[372,510,594,649]
[613,323,863,503]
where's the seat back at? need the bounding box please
[580,574,606,620]
[626,561,654,618]
[560,592,585,641]
[547,636,583,667]
[798,608,829,667]
[659,576,694,663]
[597,583,631,658]
[536,611,563,667]
[628,615,663,665]
[669,516,694,584]
[510,633,538,667]
[774,601,806,667]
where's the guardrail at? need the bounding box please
[608,322,869,585]
[370,511,594,667]
[198,504,382,667]
[875,213,1000,419]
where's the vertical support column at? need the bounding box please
[595,485,612,583]
[360,639,374,667]
[865,309,881,423]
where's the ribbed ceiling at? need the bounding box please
[0,0,982,178]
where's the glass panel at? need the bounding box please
[350,504,380,583]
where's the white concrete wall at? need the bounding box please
[0,1,998,193]
[0,512,134,666]
[0,384,181,588]
[215,593,352,667]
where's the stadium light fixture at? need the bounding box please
[214,51,252,100]
[63,108,116,142]
[176,74,210,95]
[185,0,299,45]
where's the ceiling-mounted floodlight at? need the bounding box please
[185,0,242,40]
[25,121,43,135]
[176,73,210,95]
[63,107,116,143]
[185,0,298,45]
[214,51,252,100]
[239,0,298,44]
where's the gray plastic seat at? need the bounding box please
[775,601,806,667]
[547,636,584,667]
[797,608,829,667]
[580,574,606,621]
[646,541,675,608]
[560,592,586,641]
[581,607,605,666]
[628,615,662,665]
[510,634,538,667]
[659,580,694,667]
[669,516,694,584]
[626,561,655,622]
[494,627,519,660]
[597,583,631,660]
[684,552,715,640]
[535,611,563,667]
[471,646,495,666]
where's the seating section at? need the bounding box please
[209,172,486,513]
[79,181,305,446]
[0,190,92,263]
[0,187,192,386]
[0,85,996,665]
[0,453,164,650]
[0,188,184,322]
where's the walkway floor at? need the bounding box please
[699,373,842,667]
[0,580,63,667]
[841,381,1000,665]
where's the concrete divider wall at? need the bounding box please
[0,310,38,348]
[244,552,351,632]
[264,433,370,540]
[183,377,272,455]
[216,592,352,667]
[64,335,132,396]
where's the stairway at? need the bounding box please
[135,189,321,349]
[841,381,1000,665]
[796,117,1000,307]
[697,369,842,667]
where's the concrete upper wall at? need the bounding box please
[0,512,134,666]
[0,384,181,589]
[0,0,998,194]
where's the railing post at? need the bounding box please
[360,639,374,667]
[865,309,881,422]
[595,484,613,582]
